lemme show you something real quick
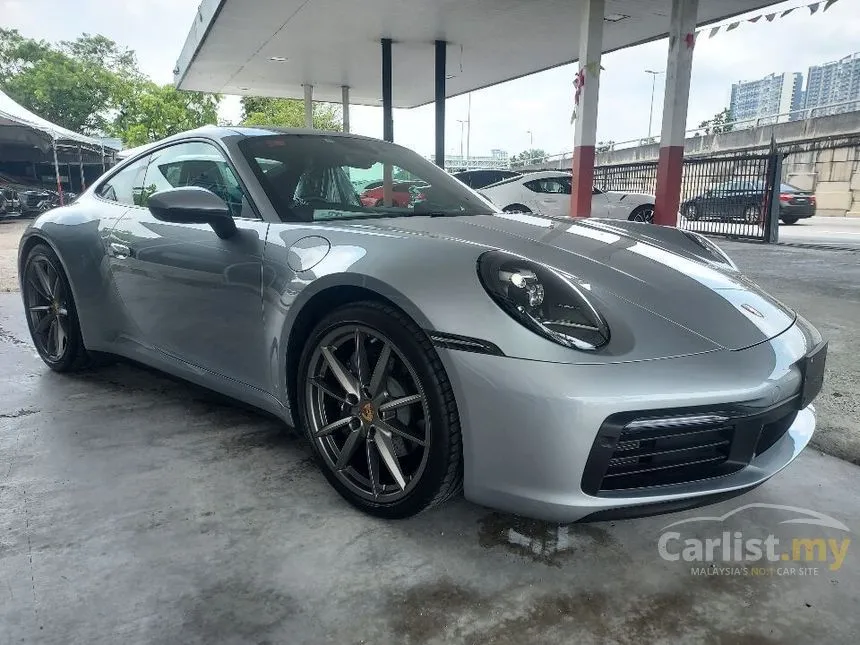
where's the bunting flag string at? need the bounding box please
[701,0,839,40]
[571,61,604,123]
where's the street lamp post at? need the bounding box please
[457,119,467,161]
[645,69,664,140]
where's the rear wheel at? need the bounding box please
[683,203,700,221]
[22,243,90,371]
[297,301,463,518]
[503,204,531,213]
[781,215,799,225]
[629,205,655,223]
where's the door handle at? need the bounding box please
[109,242,132,259]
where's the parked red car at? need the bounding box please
[360,180,427,207]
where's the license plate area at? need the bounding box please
[800,342,827,409]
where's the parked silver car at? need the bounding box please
[18,127,826,521]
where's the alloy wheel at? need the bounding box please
[633,207,654,223]
[305,324,431,502]
[744,205,760,224]
[25,255,70,361]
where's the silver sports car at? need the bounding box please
[18,127,826,522]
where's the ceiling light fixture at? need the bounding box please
[604,13,629,22]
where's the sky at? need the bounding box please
[2,0,859,158]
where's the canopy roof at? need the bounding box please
[175,0,784,108]
[0,89,106,151]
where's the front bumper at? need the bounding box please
[438,320,817,522]
[780,203,816,219]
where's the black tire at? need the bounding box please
[22,243,91,372]
[743,204,760,225]
[503,204,531,213]
[683,203,700,221]
[629,204,655,223]
[0,195,7,215]
[781,215,799,225]
[297,301,463,518]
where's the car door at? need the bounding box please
[108,140,271,392]
[590,186,612,217]
[523,177,569,217]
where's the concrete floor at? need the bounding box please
[776,217,860,251]
[2,241,860,643]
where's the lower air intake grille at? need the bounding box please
[601,415,735,491]
[582,400,800,495]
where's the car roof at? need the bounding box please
[175,124,386,145]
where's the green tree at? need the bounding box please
[240,96,342,131]
[0,29,220,144]
[697,108,734,135]
[511,148,547,164]
[109,81,220,146]
[1,30,120,133]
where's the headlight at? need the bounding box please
[477,250,609,350]
[682,231,738,270]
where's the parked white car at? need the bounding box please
[479,171,656,222]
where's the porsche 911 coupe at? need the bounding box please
[18,126,826,522]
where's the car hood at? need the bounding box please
[344,212,795,351]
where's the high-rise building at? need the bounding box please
[803,52,860,117]
[728,72,804,125]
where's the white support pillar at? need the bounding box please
[654,0,699,226]
[303,84,314,128]
[341,86,350,133]
[569,0,604,218]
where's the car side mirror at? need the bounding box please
[147,187,237,239]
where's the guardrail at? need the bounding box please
[513,100,860,169]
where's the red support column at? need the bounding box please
[653,0,699,226]
[571,145,595,216]
[569,0,604,218]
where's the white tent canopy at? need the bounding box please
[0,88,105,151]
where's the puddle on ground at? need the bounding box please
[477,512,615,566]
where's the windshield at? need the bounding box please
[239,134,498,221]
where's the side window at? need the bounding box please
[96,155,150,206]
[141,141,253,219]
[525,178,569,194]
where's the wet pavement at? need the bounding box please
[1,284,860,644]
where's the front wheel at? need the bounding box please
[22,243,91,371]
[503,204,532,213]
[629,205,655,223]
[297,301,463,518]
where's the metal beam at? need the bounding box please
[341,86,350,133]
[304,84,314,128]
[382,38,393,142]
[434,40,446,169]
